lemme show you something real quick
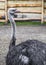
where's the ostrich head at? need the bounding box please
[8,8,17,46]
[8,8,17,19]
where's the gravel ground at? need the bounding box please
[0,25,46,65]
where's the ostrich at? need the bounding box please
[6,8,46,65]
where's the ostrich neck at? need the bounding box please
[9,14,16,40]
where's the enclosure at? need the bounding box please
[0,0,46,23]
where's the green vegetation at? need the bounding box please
[16,21,41,26]
[0,22,6,26]
[0,21,46,26]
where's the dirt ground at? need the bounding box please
[0,25,46,65]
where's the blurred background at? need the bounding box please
[0,0,46,23]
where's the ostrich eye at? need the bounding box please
[12,10,15,11]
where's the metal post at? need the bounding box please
[5,0,8,23]
[41,0,44,24]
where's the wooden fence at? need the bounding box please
[0,0,46,23]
